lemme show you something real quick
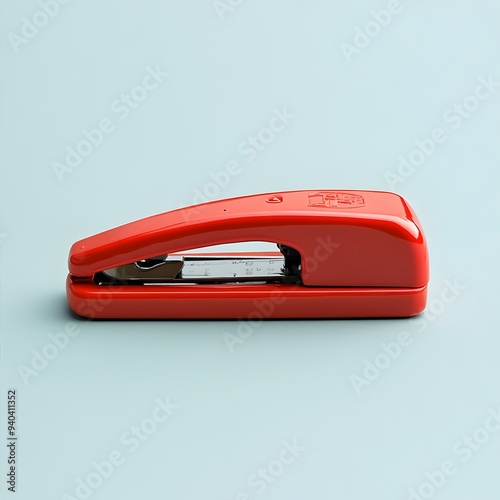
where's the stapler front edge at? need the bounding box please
[67,190,429,319]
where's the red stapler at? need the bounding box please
[67,190,429,319]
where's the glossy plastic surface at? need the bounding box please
[67,190,429,318]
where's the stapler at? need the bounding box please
[67,190,429,319]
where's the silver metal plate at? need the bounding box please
[99,256,295,285]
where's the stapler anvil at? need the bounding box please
[67,190,429,319]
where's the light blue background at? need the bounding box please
[1,1,499,499]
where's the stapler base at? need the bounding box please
[67,275,427,319]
